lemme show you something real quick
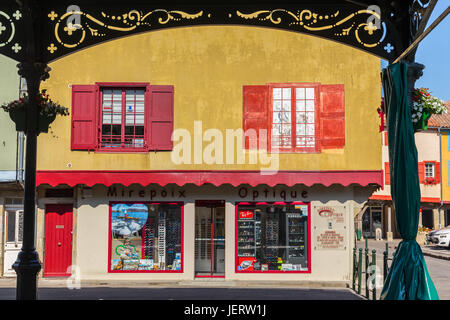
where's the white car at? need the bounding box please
[428,226,450,248]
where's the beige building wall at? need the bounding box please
[36,184,374,283]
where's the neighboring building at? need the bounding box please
[429,101,450,228]
[364,101,450,241]
[30,27,382,284]
[0,55,25,277]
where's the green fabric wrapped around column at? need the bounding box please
[380,62,439,300]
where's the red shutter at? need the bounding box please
[384,162,390,185]
[418,162,425,183]
[435,162,441,183]
[147,85,174,151]
[384,131,388,146]
[243,85,269,150]
[71,85,98,150]
[320,84,345,149]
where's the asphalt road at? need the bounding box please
[0,287,363,300]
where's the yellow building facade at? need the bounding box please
[33,26,383,283]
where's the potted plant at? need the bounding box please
[424,177,437,185]
[1,89,69,134]
[411,88,446,132]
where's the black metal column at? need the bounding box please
[12,62,50,300]
[11,0,50,300]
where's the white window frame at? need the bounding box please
[424,162,435,178]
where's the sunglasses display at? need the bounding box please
[237,204,309,272]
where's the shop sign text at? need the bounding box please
[106,187,186,199]
[238,187,308,200]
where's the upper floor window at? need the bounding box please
[271,87,317,150]
[71,83,174,152]
[243,83,345,153]
[100,88,146,150]
[425,162,435,178]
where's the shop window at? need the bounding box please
[236,202,310,273]
[109,202,183,272]
[243,83,345,153]
[71,83,174,152]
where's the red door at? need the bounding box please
[44,204,73,277]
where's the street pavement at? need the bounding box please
[0,287,363,300]
[0,239,446,300]
[356,239,450,300]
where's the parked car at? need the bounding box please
[427,226,450,248]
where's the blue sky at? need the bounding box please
[381,1,450,101]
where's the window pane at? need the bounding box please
[296,100,305,111]
[110,203,182,272]
[296,112,306,123]
[282,88,291,99]
[7,211,16,243]
[306,137,315,147]
[17,211,23,242]
[296,88,305,99]
[306,112,315,123]
[296,136,306,146]
[281,125,291,135]
[306,124,315,135]
[273,88,281,99]
[237,204,309,272]
[282,100,291,111]
[296,124,305,135]
[273,100,282,111]
[306,100,315,111]
[305,88,314,99]
[272,124,282,135]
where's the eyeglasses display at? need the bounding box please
[236,203,309,272]
[110,202,182,272]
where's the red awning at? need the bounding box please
[36,170,383,188]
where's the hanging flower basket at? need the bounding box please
[1,89,69,134]
[411,88,446,132]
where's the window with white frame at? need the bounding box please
[101,88,146,149]
[425,162,435,178]
[271,87,316,150]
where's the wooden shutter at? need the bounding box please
[243,85,269,150]
[320,84,345,149]
[435,162,441,183]
[418,162,425,183]
[384,162,390,185]
[147,85,174,151]
[71,85,98,150]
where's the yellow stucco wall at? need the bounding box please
[37,26,381,171]
[441,131,450,201]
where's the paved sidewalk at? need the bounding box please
[0,277,349,289]
[356,238,450,261]
[421,245,450,260]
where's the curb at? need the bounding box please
[422,250,450,261]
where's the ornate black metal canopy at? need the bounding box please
[0,0,435,63]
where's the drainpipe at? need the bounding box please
[18,132,25,185]
[438,126,443,229]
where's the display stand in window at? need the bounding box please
[109,202,183,272]
[236,202,310,273]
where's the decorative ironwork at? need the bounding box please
[0,1,437,63]
[51,9,203,51]
[235,8,388,50]
[0,9,19,54]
